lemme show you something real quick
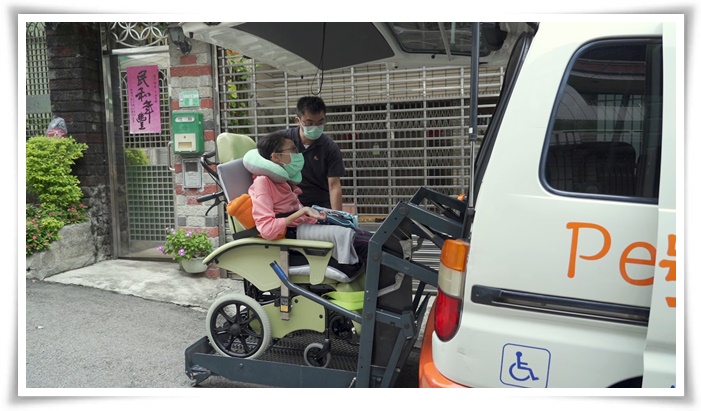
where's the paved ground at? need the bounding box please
[24,278,214,389]
[21,258,428,390]
[36,259,246,312]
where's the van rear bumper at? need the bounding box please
[418,304,470,388]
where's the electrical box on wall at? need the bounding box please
[182,158,203,189]
[172,112,204,155]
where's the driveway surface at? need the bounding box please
[23,278,419,390]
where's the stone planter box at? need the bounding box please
[26,222,96,280]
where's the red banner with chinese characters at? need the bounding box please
[127,65,161,134]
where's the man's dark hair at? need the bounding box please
[257,131,291,160]
[296,96,326,117]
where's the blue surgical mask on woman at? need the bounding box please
[302,125,324,140]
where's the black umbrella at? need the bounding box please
[235,22,395,72]
[181,22,522,75]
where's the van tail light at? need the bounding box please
[434,239,469,342]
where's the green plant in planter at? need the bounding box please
[157,227,213,263]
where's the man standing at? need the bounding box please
[283,96,345,210]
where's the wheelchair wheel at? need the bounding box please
[304,342,331,368]
[206,294,272,359]
[330,315,353,341]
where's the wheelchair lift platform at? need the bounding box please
[185,187,467,388]
[186,330,362,387]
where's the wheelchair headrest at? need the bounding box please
[217,158,253,203]
[216,133,257,164]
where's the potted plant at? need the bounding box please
[158,227,214,273]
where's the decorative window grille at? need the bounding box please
[26,22,51,139]
[107,22,169,49]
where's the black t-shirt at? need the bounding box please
[283,127,345,208]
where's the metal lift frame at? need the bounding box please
[185,187,467,387]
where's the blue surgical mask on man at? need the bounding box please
[302,125,324,140]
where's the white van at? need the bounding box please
[419,21,680,389]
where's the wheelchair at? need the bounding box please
[197,133,409,367]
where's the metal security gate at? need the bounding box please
[216,49,502,217]
[26,22,52,139]
[102,23,175,258]
[118,61,174,251]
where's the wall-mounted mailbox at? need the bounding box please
[172,112,204,155]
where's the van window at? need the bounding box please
[544,40,662,202]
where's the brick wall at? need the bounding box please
[168,38,221,278]
[42,23,223,277]
[45,22,111,261]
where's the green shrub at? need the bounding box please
[25,204,88,255]
[224,51,253,135]
[26,215,63,255]
[125,148,150,165]
[25,135,89,256]
[26,136,88,212]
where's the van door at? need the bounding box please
[641,21,679,390]
[430,22,674,388]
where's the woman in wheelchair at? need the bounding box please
[244,131,370,272]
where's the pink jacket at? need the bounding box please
[248,175,318,240]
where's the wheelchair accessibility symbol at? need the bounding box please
[510,351,539,381]
[500,344,551,388]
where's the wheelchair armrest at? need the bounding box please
[204,237,335,286]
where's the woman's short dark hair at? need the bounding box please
[257,131,291,160]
